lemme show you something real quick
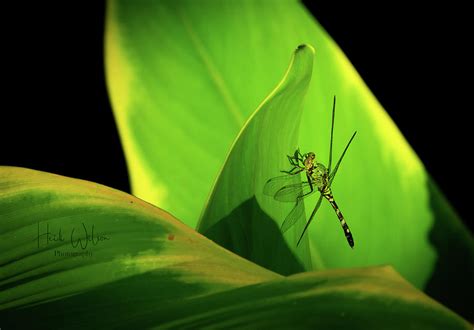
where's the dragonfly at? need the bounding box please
[264,96,357,248]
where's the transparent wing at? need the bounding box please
[263,175,313,202]
[328,131,357,186]
[297,194,324,246]
[275,182,314,202]
[263,175,296,197]
[281,197,305,233]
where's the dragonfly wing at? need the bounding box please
[263,175,296,197]
[328,131,357,186]
[280,197,305,233]
[264,175,313,202]
[297,194,324,246]
[274,181,313,202]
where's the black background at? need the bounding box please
[1,2,471,232]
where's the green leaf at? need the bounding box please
[0,166,278,312]
[155,267,470,329]
[197,44,315,275]
[0,167,470,328]
[105,0,474,320]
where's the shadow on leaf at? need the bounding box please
[425,178,474,322]
[0,269,207,329]
[204,196,304,276]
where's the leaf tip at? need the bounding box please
[295,43,315,55]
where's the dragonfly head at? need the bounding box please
[306,152,316,161]
[304,152,316,168]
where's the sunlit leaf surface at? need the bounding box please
[105,0,473,320]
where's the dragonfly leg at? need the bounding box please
[281,167,304,175]
[300,177,314,198]
[292,149,300,162]
[296,148,304,161]
[287,149,305,167]
[295,148,305,162]
[287,155,301,167]
[306,173,314,193]
[287,155,297,166]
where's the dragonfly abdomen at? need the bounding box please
[324,193,354,248]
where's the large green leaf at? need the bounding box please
[105,0,473,320]
[0,166,277,311]
[105,0,318,227]
[0,167,470,328]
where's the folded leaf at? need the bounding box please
[198,44,314,274]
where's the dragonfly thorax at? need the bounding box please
[310,162,330,193]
